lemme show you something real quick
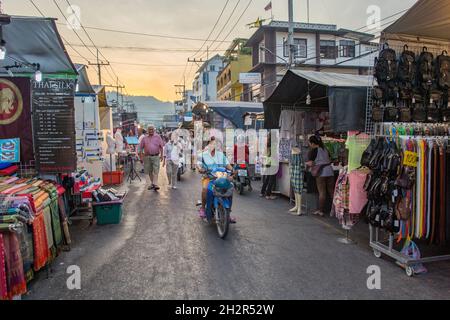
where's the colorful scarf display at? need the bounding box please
[32,213,49,272]
[2,233,27,299]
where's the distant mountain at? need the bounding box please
[107,92,175,123]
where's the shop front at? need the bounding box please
[263,69,371,203]
[0,16,125,300]
[362,0,450,276]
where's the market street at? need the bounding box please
[26,170,450,300]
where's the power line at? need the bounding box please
[198,0,242,59]
[52,0,97,59]
[63,0,124,87]
[28,0,95,68]
[64,43,229,52]
[190,0,231,59]
[210,0,253,54]
[55,22,234,43]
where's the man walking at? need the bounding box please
[139,125,164,191]
[163,132,182,189]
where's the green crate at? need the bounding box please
[94,201,123,225]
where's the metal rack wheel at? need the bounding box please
[405,266,415,277]
[373,249,382,259]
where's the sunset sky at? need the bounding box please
[4,0,417,101]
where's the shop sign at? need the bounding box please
[0,138,20,163]
[32,79,77,173]
[239,73,262,84]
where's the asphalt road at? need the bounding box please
[26,169,450,300]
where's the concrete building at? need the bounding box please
[245,20,378,102]
[216,38,252,102]
[192,54,224,102]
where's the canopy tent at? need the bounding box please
[75,64,95,95]
[264,70,372,132]
[0,16,77,76]
[383,0,450,41]
[192,101,263,129]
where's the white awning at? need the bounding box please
[289,70,373,87]
[383,0,450,41]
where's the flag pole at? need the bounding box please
[271,2,274,21]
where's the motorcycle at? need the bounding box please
[202,168,234,239]
[234,164,253,195]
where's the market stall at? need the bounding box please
[362,0,450,276]
[263,70,371,200]
[0,16,126,300]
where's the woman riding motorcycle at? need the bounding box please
[197,137,236,223]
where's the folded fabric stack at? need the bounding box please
[0,177,69,300]
[92,188,126,203]
[0,163,18,177]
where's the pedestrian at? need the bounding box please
[138,128,147,174]
[306,135,335,217]
[163,132,182,189]
[139,125,164,191]
[260,135,278,200]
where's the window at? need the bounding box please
[339,40,355,58]
[210,65,216,72]
[283,38,307,58]
[320,40,337,59]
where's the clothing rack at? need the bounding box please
[374,122,450,137]
[367,134,450,277]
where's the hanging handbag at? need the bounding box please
[361,139,377,168]
[372,105,384,122]
[395,167,415,190]
[399,107,412,122]
[412,103,427,122]
[396,192,412,221]
[384,105,399,122]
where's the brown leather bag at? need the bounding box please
[396,194,412,221]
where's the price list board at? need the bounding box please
[32,79,77,173]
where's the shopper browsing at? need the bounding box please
[306,135,335,217]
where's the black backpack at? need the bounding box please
[417,47,434,91]
[397,45,416,89]
[375,44,397,83]
[435,50,450,90]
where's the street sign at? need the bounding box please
[239,73,262,84]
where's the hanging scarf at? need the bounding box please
[0,234,7,300]
[32,213,49,272]
[3,233,27,299]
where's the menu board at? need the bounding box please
[32,79,77,173]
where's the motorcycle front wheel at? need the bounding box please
[216,204,230,239]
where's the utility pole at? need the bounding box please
[187,57,206,66]
[104,77,125,112]
[307,0,310,23]
[89,49,110,85]
[288,0,294,69]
